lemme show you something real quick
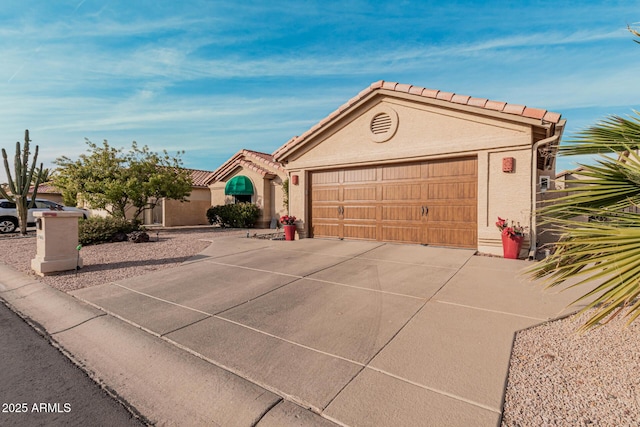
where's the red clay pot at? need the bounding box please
[284,224,296,241]
[502,234,524,259]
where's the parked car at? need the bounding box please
[0,199,89,233]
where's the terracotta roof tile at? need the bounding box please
[522,107,547,120]
[33,183,60,193]
[485,100,507,111]
[239,159,275,177]
[436,91,455,101]
[421,88,439,98]
[382,81,398,90]
[186,169,216,186]
[273,80,562,161]
[408,85,425,95]
[451,94,471,105]
[467,97,488,108]
[543,111,562,123]
[502,103,526,115]
[243,149,286,172]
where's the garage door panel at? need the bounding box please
[382,164,422,181]
[312,171,340,184]
[382,206,422,221]
[428,206,477,223]
[427,158,477,178]
[344,206,377,220]
[312,188,340,202]
[382,184,422,201]
[427,182,476,200]
[381,226,424,244]
[343,186,377,202]
[427,227,477,248]
[344,168,377,183]
[344,224,377,240]
[313,223,340,238]
[312,206,339,220]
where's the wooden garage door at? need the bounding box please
[309,157,477,248]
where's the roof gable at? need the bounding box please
[273,80,562,161]
[211,149,285,182]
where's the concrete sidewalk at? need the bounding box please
[0,236,591,426]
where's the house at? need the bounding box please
[272,80,566,257]
[143,168,215,227]
[30,183,65,205]
[76,168,216,227]
[209,149,288,228]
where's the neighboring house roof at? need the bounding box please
[31,183,61,194]
[273,80,563,161]
[211,149,285,182]
[555,166,585,179]
[184,168,216,187]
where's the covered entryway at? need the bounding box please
[310,156,477,248]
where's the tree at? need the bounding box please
[31,167,55,184]
[54,139,192,220]
[0,130,44,235]
[529,28,640,330]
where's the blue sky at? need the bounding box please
[1,0,639,184]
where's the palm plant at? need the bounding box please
[530,26,640,330]
[530,121,640,330]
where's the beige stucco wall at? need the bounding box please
[285,97,540,255]
[162,187,211,227]
[209,167,286,228]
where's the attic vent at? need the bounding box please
[368,106,398,143]
[371,113,392,134]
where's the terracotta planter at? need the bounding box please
[502,234,524,259]
[284,224,296,241]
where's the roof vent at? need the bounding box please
[368,106,398,143]
[371,113,392,135]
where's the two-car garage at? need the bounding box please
[273,80,565,255]
[309,156,478,248]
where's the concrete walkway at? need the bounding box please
[0,236,591,426]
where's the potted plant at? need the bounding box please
[280,215,297,241]
[496,217,526,259]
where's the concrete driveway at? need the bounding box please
[68,236,589,426]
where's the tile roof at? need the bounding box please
[211,149,285,182]
[273,80,563,160]
[184,168,216,187]
[32,183,60,194]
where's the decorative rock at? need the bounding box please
[128,231,149,243]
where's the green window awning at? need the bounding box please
[225,175,254,195]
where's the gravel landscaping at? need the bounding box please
[0,228,247,292]
[1,229,638,425]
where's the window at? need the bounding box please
[234,195,252,203]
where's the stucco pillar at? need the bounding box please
[31,211,83,276]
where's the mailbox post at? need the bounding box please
[31,211,83,276]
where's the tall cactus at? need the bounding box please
[0,130,44,235]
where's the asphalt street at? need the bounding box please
[0,301,145,427]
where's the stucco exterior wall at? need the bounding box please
[284,98,538,254]
[162,187,211,227]
[286,98,532,170]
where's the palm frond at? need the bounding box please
[529,212,640,330]
[559,111,640,156]
[540,150,640,220]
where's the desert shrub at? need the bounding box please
[79,216,142,245]
[206,203,261,228]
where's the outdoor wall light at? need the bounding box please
[502,157,515,173]
[292,175,299,185]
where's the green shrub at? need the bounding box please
[79,216,142,245]
[206,203,261,228]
